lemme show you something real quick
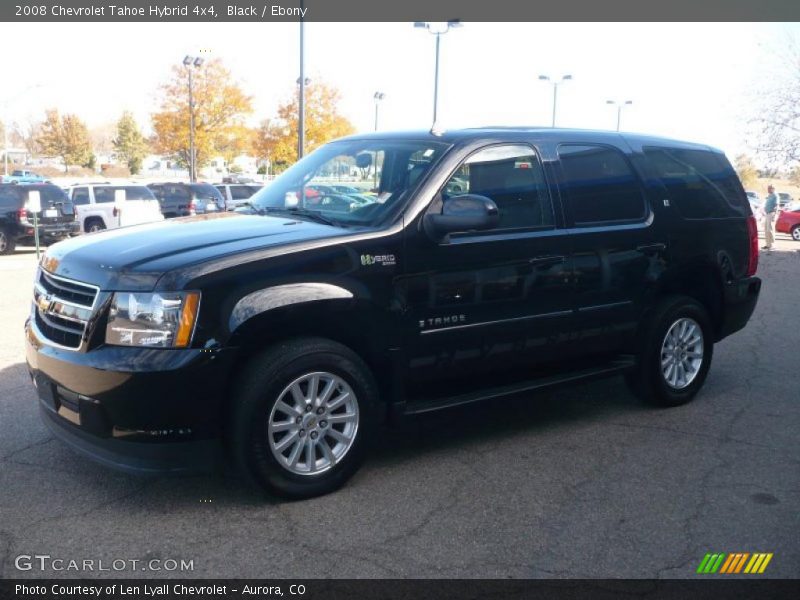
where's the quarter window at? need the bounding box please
[557,144,646,225]
[643,147,746,218]
[442,144,554,231]
[71,187,90,205]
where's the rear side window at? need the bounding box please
[0,186,21,205]
[557,144,646,225]
[72,187,90,205]
[643,147,747,218]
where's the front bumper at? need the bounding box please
[717,276,761,341]
[25,317,236,474]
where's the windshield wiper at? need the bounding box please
[253,206,340,227]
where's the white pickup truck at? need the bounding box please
[67,184,164,233]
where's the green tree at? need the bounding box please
[734,154,758,188]
[36,109,93,172]
[251,80,355,166]
[151,59,253,169]
[112,111,149,175]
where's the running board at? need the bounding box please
[401,356,636,416]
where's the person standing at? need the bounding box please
[763,185,778,250]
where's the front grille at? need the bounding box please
[39,270,97,307]
[33,269,99,350]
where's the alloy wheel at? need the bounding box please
[267,371,359,476]
[660,317,704,390]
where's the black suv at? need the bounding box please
[25,129,760,498]
[0,183,78,254]
[147,182,225,218]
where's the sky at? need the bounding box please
[1,21,798,161]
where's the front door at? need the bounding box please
[398,143,575,399]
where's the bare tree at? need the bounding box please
[751,34,800,166]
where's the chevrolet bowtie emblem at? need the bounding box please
[37,294,52,312]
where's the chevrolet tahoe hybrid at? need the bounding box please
[25,129,761,498]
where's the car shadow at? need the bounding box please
[0,357,645,507]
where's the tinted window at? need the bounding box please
[24,185,73,214]
[644,147,746,218]
[191,183,224,202]
[0,186,21,205]
[558,144,646,224]
[442,144,554,231]
[166,185,190,201]
[230,185,253,200]
[72,187,90,205]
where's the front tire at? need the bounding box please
[229,338,379,499]
[791,225,800,241]
[625,296,714,407]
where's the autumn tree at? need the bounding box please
[252,81,355,168]
[36,109,93,172]
[112,111,149,175]
[151,59,252,170]
[734,154,758,188]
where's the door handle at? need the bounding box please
[636,243,666,255]
[529,255,566,267]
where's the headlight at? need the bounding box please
[106,292,200,348]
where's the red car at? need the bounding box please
[775,205,800,241]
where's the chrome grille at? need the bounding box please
[33,269,99,350]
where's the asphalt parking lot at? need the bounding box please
[1,235,798,580]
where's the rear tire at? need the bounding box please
[85,218,106,233]
[791,225,800,241]
[229,337,379,499]
[625,295,714,407]
[0,226,16,255]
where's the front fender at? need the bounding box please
[228,282,354,333]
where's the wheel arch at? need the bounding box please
[649,263,725,339]
[221,285,399,423]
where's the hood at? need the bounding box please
[42,212,351,291]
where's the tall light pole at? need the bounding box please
[606,99,633,131]
[183,55,204,182]
[298,13,306,160]
[2,83,43,176]
[414,21,461,126]
[538,74,572,127]
[373,92,386,131]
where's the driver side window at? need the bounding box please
[442,144,554,231]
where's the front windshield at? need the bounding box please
[248,139,450,227]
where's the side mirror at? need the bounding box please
[424,194,499,242]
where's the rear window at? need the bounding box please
[643,147,747,218]
[557,144,646,225]
[191,183,224,201]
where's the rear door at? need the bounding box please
[555,142,667,357]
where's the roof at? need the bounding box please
[337,127,719,152]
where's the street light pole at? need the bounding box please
[414,21,461,126]
[539,74,572,127]
[606,100,633,131]
[298,17,305,160]
[183,56,204,183]
[373,92,386,131]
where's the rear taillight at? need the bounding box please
[17,207,27,221]
[746,214,759,277]
[189,201,197,215]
